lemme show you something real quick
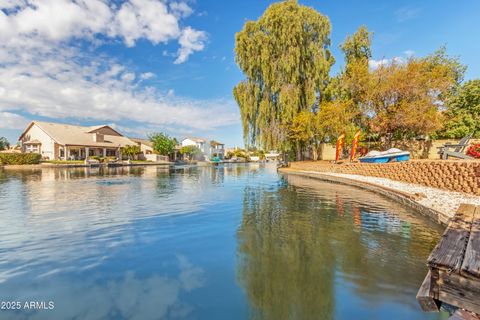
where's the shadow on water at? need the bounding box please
[236,174,445,320]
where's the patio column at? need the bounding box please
[65,146,70,160]
[85,147,89,159]
[103,148,106,157]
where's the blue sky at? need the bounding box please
[0,0,479,147]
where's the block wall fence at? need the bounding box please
[316,139,480,161]
[289,160,480,196]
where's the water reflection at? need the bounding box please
[1,255,205,320]
[0,165,445,319]
[0,166,225,283]
[237,174,444,320]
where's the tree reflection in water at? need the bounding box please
[237,174,443,320]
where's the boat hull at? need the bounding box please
[359,153,410,163]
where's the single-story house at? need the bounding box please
[18,121,137,160]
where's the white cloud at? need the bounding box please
[0,112,29,129]
[368,58,389,70]
[121,72,136,82]
[404,50,415,58]
[114,0,182,47]
[170,1,193,18]
[0,0,206,63]
[175,27,208,64]
[0,1,230,134]
[0,41,238,132]
[395,6,421,22]
[140,72,155,80]
[369,54,409,70]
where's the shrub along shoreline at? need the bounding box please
[0,153,41,165]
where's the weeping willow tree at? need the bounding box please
[233,0,334,151]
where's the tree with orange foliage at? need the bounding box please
[343,48,462,148]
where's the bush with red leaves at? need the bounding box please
[466,143,480,158]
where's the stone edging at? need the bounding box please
[278,168,449,226]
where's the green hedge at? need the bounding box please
[0,153,42,165]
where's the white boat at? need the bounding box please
[359,148,410,163]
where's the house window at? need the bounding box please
[26,145,39,153]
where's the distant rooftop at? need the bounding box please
[129,137,153,148]
[210,140,224,146]
[183,137,207,143]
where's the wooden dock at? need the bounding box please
[417,204,480,317]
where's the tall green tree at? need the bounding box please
[324,26,372,104]
[340,25,372,66]
[233,0,334,151]
[287,111,316,160]
[441,79,480,138]
[0,137,9,151]
[149,132,175,156]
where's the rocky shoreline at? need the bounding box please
[279,167,480,225]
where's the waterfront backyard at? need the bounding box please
[0,164,448,319]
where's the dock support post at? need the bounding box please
[417,271,441,312]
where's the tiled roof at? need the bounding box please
[210,140,224,146]
[183,137,207,143]
[20,121,135,148]
[130,138,153,147]
[23,139,42,144]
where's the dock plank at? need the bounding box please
[416,271,441,312]
[436,270,480,315]
[428,204,476,272]
[461,207,480,278]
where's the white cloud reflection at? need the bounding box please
[1,255,205,320]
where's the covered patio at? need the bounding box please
[59,146,122,160]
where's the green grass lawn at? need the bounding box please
[42,160,85,164]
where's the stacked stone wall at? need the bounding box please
[289,160,480,195]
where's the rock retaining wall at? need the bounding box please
[289,160,480,196]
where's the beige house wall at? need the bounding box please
[139,143,153,154]
[320,144,337,161]
[145,154,169,162]
[135,143,153,160]
[20,124,56,160]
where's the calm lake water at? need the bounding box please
[0,164,447,320]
